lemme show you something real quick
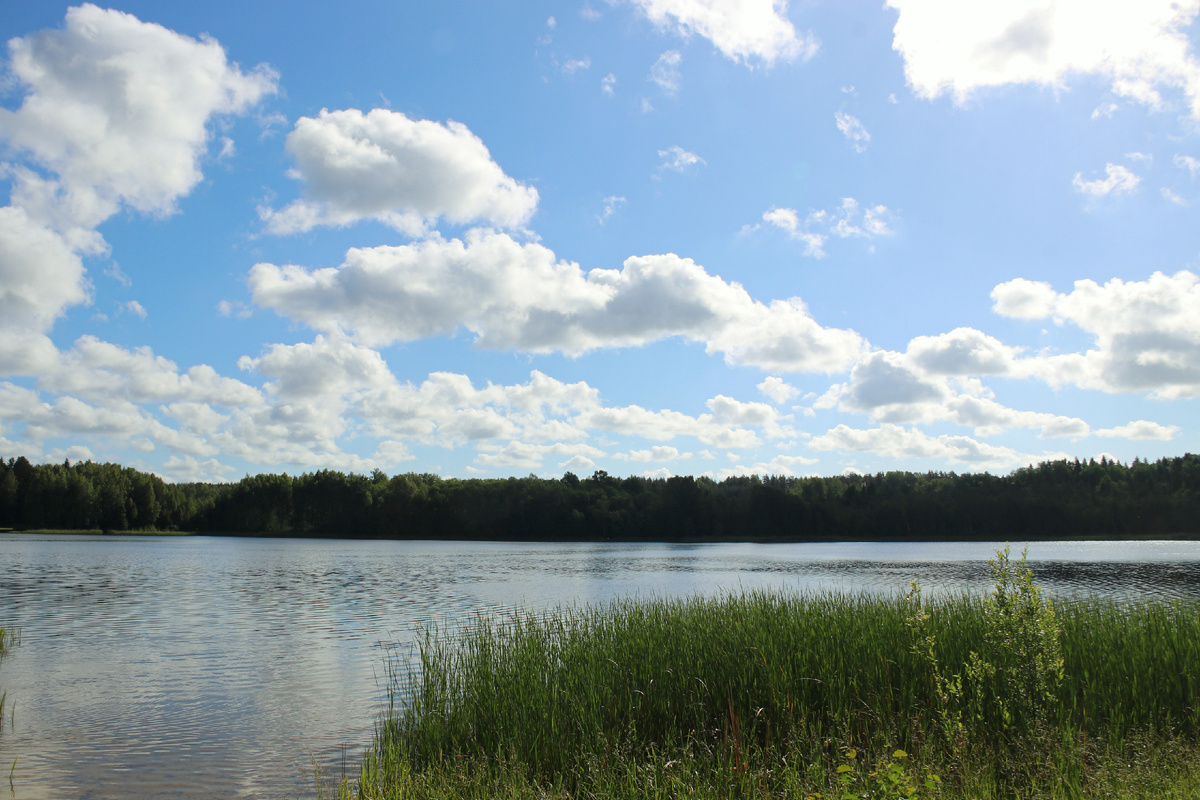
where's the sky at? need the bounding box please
[0,1,1198,484]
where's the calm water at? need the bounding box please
[1,535,1199,799]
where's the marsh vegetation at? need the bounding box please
[329,549,1200,799]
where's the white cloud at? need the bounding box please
[0,5,277,227]
[474,441,605,470]
[818,343,1089,439]
[259,108,539,235]
[580,403,760,448]
[44,445,97,464]
[657,145,705,173]
[705,395,778,427]
[1091,102,1120,119]
[1176,155,1200,178]
[757,376,799,404]
[1162,187,1188,206]
[249,228,867,373]
[598,195,626,224]
[628,0,818,66]
[759,198,894,257]
[989,278,1059,320]
[0,205,88,332]
[559,454,596,472]
[602,73,617,95]
[0,7,273,337]
[992,270,1200,398]
[1096,420,1180,440]
[834,111,871,152]
[614,445,691,462]
[809,423,1036,468]
[718,453,817,478]
[563,57,592,74]
[649,50,683,94]
[217,300,253,319]
[123,300,147,319]
[159,455,237,483]
[887,0,1200,118]
[45,335,262,408]
[1073,164,1140,196]
[906,327,1020,375]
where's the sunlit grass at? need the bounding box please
[324,585,1200,799]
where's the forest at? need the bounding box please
[0,453,1197,541]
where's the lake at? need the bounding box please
[1,534,1198,799]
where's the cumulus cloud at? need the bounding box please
[475,441,605,470]
[159,455,237,483]
[906,327,1021,375]
[628,0,818,66]
[887,0,1200,118]
[44,335,262,408]
[602,73,617,95]
[757,376,799,404]
[259,108,539,236]
[717,453,817,478]
[1073,164,1140,196]
[0,205,88,332]
[834,111,871,152]
[992,271,1200,398]
[1096,420,1180,440]
[615,445,691,462]
[809,423,1037,468]
[759,198,894,257]
[249,229,866,373]
[0,5,275,337]
[1176,155,1200,178]
[0,4,277,226]
[817,338,1090,440]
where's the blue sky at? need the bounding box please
[0,1,1198,483]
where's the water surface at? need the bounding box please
[1,535,1198,799]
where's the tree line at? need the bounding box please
[0,453,1197,541]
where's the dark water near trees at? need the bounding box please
[0,534,1198,799]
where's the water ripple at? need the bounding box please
[0,535,1198,798]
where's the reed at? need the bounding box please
[334,567,1200,799]
[0,626,17,735]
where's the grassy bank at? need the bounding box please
[330,550,1200,799]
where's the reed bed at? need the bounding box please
[334,579,1200,799]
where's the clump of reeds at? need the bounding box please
[0,626,18,736]
[332,551,1200,800]
[0,627,16,655]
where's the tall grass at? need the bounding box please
[0,627,15,655]
[335,567,1200,799]
[0,626,17,735]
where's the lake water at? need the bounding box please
[1,534,1199,799]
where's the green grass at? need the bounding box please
[0,626,18,736]
[322,579,1200,800]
